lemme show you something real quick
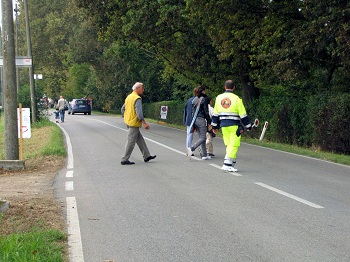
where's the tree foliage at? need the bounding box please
[15,0,350,153]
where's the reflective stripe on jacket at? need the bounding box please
[212,91,251,128]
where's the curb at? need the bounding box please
[0,160,25,171]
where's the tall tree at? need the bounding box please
[74,0,240,99]
[251,0,350,94]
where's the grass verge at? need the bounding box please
[0,117,67,261]
[0,230,66,262]
[0,119,66,159]
[147,118,350,166]
[242,137,350,166]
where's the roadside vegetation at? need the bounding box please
[0,118,67,262]
[242,138,350,167]
[146,118,350,167]
[14,0,349,156]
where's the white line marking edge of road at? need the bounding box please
[66,197,84,262]
[255,182,324,209]
[57,124,74,169]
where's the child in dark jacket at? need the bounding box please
[54,109,60,123]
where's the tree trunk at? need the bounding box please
[2,0,19,160]
[240,74,260,106]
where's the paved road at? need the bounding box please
[54,113,350,262]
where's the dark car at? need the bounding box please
[69,99,91,115]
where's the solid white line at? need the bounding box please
[209,164,242,176]
[242,142,350,169]
[255,182,324,209]
[57,125,74,169]
[90,118,203,160]
[65,181,74,191]
[66,170,74,178]
[54,117,85,261]
[66,197,84,262]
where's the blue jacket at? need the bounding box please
[183,96,195,126]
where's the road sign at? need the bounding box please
[0,56,32,67]
[160,106,168,119]
[17,108,31,138]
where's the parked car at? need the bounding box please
[69,99,91,115]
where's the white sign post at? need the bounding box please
[17,107,31,138]
[259,121,269,141]
[17,106,31,160]
[160,106,168,120]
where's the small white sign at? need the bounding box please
[17,108,31,138]
[160,106,168,120]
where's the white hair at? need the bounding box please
[132,82,143,91]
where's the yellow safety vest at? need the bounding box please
[215,92,246,116]
[123,91,142,127]
[213,91,248,127]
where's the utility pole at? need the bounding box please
[14,3,20,92]
[0,26,3,108]
[23,0,37,122]
[2,0,19,159]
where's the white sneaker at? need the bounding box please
[202,156,211,160]
[187,148,193,159]
[221,165,238,172]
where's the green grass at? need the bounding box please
[0,230,66,262]
[0,117,67,261]
[31,120,66,157]
[146,118,350,166]
[0,118,66,160]
[242,137,350,166]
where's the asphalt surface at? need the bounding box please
[54,113,350,262]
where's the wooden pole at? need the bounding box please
[19,103,23,160]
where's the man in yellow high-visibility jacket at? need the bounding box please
[121,82,156,165]
[212,80,252,172]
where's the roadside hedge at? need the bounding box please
[144,93,350,155]
[246,93,350,154]
[143,100,184,125]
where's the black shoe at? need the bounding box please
[144,155,156,162]
[121,160,135,165]
[209,153,215,157]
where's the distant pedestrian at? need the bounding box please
[187,85,212,160]
[121,82,156,165]
[54,109,60,123]
[57,95,68,123]
[183,87,198,156]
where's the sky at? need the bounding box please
[0,0,19,26]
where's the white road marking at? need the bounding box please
[55,122,84,260]
[57,125,74,169]
[65,181,74,191]
[209,164,242,176]
[66,170,74,178]
[255,182,324,209]
[90,118,203,160]
[243,142,350,169]
[66,197,84,262]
